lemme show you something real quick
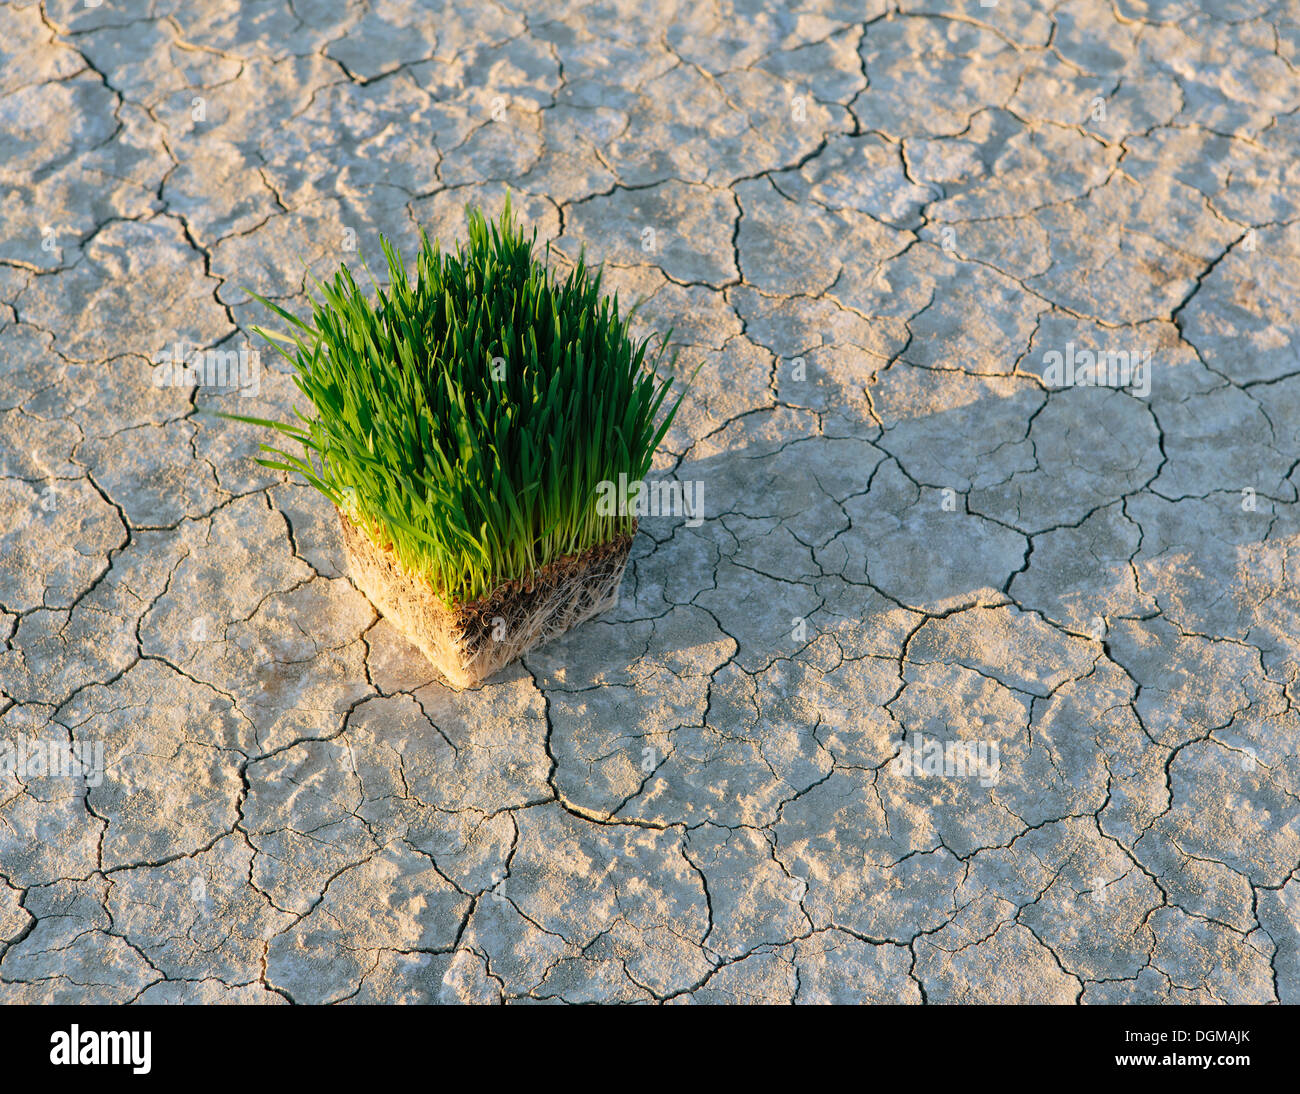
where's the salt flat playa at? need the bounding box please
[0,0,1296,1005]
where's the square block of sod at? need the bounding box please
[338,511,636,689]
[226,198,685,689]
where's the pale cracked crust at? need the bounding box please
[2,0,1297,1006]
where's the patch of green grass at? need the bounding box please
[224,198,686,606]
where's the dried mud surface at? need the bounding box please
[1,0,1298,1003]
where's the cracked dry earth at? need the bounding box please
[1,0,1299,1008]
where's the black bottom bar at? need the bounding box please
[0,1002,1287,1082]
